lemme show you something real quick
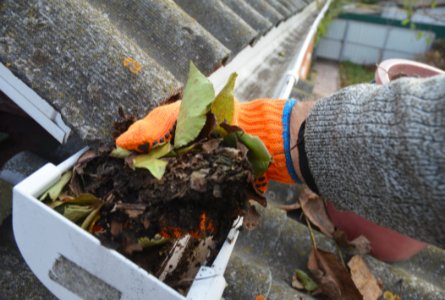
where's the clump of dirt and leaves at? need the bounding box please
[39,62,271,293]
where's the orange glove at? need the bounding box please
[116,99,301,192]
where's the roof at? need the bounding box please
[223,182,445,299]
[2,1,445,299]
[0,0,311,147]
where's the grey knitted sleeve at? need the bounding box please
[304,74,445,247]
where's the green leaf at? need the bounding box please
[432,0,437,9]
[295,270,318,293]
[110,147,132,158]
[132,143,171,179]
[211,73,237,133]
[134,143,172,161]
[236,132,272,178]
[416,31,423,40]
[401,18,410,26]
[174,62,215,148]
[39,171,72,201]
[425,35,432,45]
[136,159,168,180]
[138,234,169,248]
[65,193,101,205]
[62,204,94,223]
[81,204,102,230]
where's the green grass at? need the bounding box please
[339,61,375,87]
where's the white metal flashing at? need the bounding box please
[0,63,71,143]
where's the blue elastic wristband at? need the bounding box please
[282,98,302,184]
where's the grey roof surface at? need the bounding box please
[223,182,445,299]
[1,0,311,145]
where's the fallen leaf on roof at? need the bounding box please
[383,291,401,300]
[348,255,383,300]
[307,247,361,300]
[299,188,334,237]
[291,269,318,293]
[334,230,372,255]
[349,235,372,255]
[122,57,142,74]
[243,204,261,230]
[274,202,301,212]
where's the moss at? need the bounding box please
[339,61,375,87]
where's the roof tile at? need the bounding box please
[222,0,274,35]
[245,0,284,25]
[88,0,230,82]
[174,0,258,56]
[1,0,181,143]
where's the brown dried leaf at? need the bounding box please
[76,150,99,166]
[350,236,372,256]
[110,221,123,236]
[123,243,143,255]
[308,248,362,300]
[299,188,334,237]
[334,230,372,256]
[190,169,210,192]
[291,273,304,290]
[201,139,221,153]
[246,189,267,207]
[113,203,146,218]
[194,112,216,144]
[243,205,261,230]
[348,256,383,300]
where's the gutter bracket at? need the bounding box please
[0,63,71,144]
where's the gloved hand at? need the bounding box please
[116,98,301,192]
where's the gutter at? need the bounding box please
[209,2,318,94]
[0,63,71,144]
[276,0,333,99]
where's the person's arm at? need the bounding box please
[290,74,445,247]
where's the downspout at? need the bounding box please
[276,0,333,99]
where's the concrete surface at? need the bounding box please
[0,217,55,299]
[311,59,340,97]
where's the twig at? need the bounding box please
[305,215,317,249]
[273,202,301,212]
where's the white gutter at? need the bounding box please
[276,0,333,99]
[0,63,71,143]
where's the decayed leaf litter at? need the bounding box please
[38,62,272,293]
[285,188,387,300]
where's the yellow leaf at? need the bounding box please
[123,57,142,74]
[383,291,401,300]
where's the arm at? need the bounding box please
[290,74,445,247]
